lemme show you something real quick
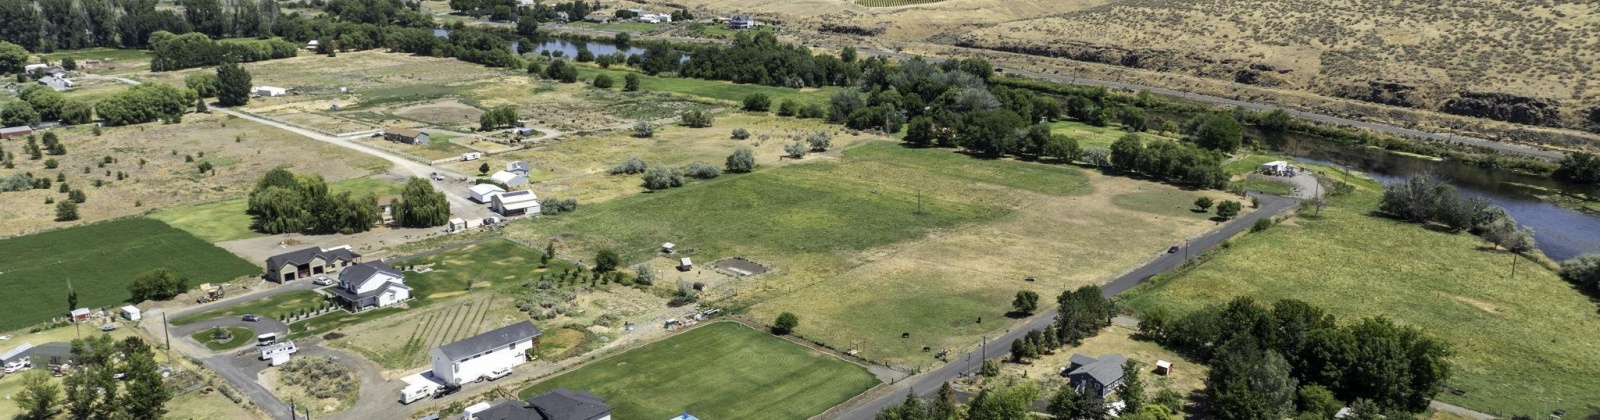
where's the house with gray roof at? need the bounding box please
[265,245,362,282]
[328,261,410,310]
[430,321,541,386]
[37,75,73,91]
[468,388,612,420]
[1062,353,1126,398]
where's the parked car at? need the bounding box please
[433,384,461,399]
[99,324,118,331]
[485,367,512,381]
[242,314,260,322]
[312,277,334,286]
[3,360,30,373]
[1167,246,1180,254]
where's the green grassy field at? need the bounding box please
[289,306,403,340]
[151,177,404,243]
[574,67,841,107]
[514,142,1069,262]
[398,239,575,300]
[171,290,329,326]
[563,21,661,33]
[1121,191,1600,416]
[0,218,260,332]
[521,322,878,419]
[189,326,257,350]
[1050,120,1177,150]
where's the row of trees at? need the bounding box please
[478,105,517,131]
[1554,151,1600,184]
[96,83,197,126]
[149,31,298,71]
[1139,297,1452,416]
[13,335,171,419]
[246,167,382,234]
[1378,174,1535,252]
[1108,134,1229,189]
[127,267,188,302]
[8,84,93,126]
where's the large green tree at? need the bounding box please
[0,40,28,74]
[215,61,252,107]
[1193,114,1243,153]
[12,370,59,420]
[121,341,170,420]
[1056,285,1114,345]
[395,176,449,228]
[128,267,188,302]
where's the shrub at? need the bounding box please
[731,128,750,140]
[680,110,713,128]
[806,130,832,152]
[641,165,683,190]
[610,156,647,175]
[592,74,614,89]
[772,312,799,335]
[776,100,798,117]
[683,161,720,179]
[725,148,756,173]
[632,121,654,138]
[1251,218,1273,232]
[784,142,807,159]
[742,93,772,112]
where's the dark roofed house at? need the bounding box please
[328,261,410,310]
[470,388,612,420]
[1063,353,1126,398]
[384,127,431,144]
[728,15,755,29]
[431,321,542,386]
[265,245,362,282]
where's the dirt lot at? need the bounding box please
[394,100,484,127]
[0,114,388,237]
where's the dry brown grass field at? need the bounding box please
[987,324,1207,408]
[0,114,387,237]
[663,0,1600,136]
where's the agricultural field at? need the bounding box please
[520,322,878,419]
[171,290,331,326]
[0,218,259,332]
[437,113,872,204]
[395,238,568,300]
[510,140,1240,366]
[0,113,388,236]
[151,176,405,243]
[1121,188,1600,416]
[573,67,842,107]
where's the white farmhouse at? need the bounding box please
[469,183,506,203]
[430,321,541,386]
[491,190,540,216]
[489,170,528,188]
[329,261,411,310]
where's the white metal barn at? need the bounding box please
[430,321,542,386]
[468,184,505,203]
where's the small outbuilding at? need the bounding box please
[469,183,506,203]
[1155,360,1172,376]
[253,85,289,97]
[0,126,33,139]
[661,242,675,254]
[69,308,91,322]
[383,127,430,144]
[491,190,540,216]
[506,161,531,175]
[119,305,141,321]
[490,170,528,188]
[677,257,693,271]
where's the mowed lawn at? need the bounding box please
[398,238,574,300]
[0,218,260,331]
[520,322,878,419]
[1121,191,1600,416]
[171,290,329,326]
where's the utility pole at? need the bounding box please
[163,312,171,362]
[1510,253,1518,280]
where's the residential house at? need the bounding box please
[430,321,541,386]
[506,161,531,175]
[38,76,73,91]
[470,183,506,203]
[23,64,48,73]
[329,261,411,310]
[384,127,432,144]
[584,11,611,22]
[0,126,33,139]
[468,388,612,420]
[253,86,289,97]
[265,245,362,282]
[728,15,755,29]
[554,12,570,22]
[490,170,528,188]
[1062,353,1126,398]
[491,190,540,216]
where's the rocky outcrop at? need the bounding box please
[1587,107,1600,133]
[1441,92,1562,127]
[1330,81,1422,108]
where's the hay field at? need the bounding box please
[0,114,387,236]
[1121,190,1600,416]
[519,322,879,420]
[509,140,1235,365]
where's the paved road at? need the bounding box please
[850,48,1564,161]
[829,193,1298,420]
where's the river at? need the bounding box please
[1272,135,1600,262]
[432,29,648,58]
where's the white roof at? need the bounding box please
[1261,160,1288,168]
[253,85,287,92]
[680,257,692,266]
[120,305,140,314]
[70,308,90,316]
[469,184,505,195]
[662,242,675,248]
[449,217,466,225]
[495,190,539,210]
[1156,360,1171,368]
[490,171,522,183]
